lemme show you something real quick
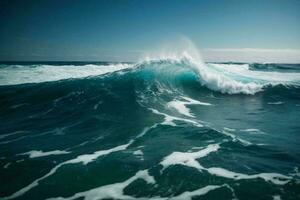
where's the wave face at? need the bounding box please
[0,59,300,200]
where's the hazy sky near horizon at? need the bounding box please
[0,0,300,62]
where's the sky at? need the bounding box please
[0,0,300,62]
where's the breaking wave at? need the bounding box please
[1,57,299,95]
[1,45,300,199]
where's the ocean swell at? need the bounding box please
[1,56,300,95]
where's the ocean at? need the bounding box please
[0,56,300,199]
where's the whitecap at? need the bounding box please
[160,144,220,171]
[273,195,282,200]
[222,130,252,145]
[167,96,211,117]
[19,150,70,158]
[170,185,222,200]
[0,131,26,140]
[206,167,290,185]
[133,150,143,156]
[160,144,291,186]
[149,108,203,127]
[3,162,11,169]
[0,63,132,86]
[268,101,284,105]
[241,129,265,134]
[223,127,236,132]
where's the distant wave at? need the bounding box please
[0,63,132,86]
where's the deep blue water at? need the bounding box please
[0,59,300,200]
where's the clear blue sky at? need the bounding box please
[0,0,299,62]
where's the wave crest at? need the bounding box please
[135,50,300,94]
[1,53,299,95]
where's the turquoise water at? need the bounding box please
[0,59,300,200]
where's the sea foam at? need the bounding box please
[0,63,132,86]
[2,124,159,199]
[161,144,291,186]
[19,150,70,158]
[167,96,211,117]
[150,108,203,127]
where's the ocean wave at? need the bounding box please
[134,57,300,94]
[0,63,132,86]
[1,56,300,95]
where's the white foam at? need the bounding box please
[167,100,193,117]
[242,129,260,132]
[273,195,282,200]
[2,141,134,200]
[200,63,300,94]
[19,150,70,158]
[0,136,28,145]
[167,96,211,117]
[46,169,228,200]
[149,49,265,95]
[150,108,203,127]
[223,127,236,132]
[133,150,144,161]
[171,185,222,200]
[2,124,158,199]
[196,64,263,94]
[291,167,300,177]
[0,131,51,145]
[65,141,133,165]
[181,96,212,106]
[241,129,265,135]
[160,144,220,171]
[3,162,11,169]
[207,167,291,185]
[141,38,277,95]
[10,103,30,109]
[268,101,284,105]
[93,101,102,110]
[161,145,291,186]
[222,130,252,145]
[46,170,155,200]
[133,150,143,156]
[136,124,159,138]
[0,63,132,86]
[0,131,26,140]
